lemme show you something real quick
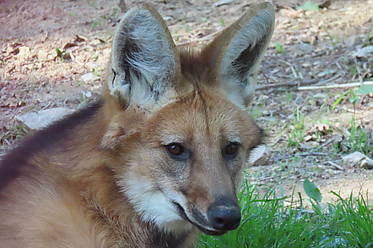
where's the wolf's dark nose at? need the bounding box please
[207,198,241,231]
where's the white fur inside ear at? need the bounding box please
[222,8,274,73]
[110,8,177,108]
[220,6,274,107]
[108,72,130,102]
[119,171,193,234]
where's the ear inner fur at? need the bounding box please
[201,2,275,107]
[108,5,181,109]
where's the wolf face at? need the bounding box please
[103,3,275,236]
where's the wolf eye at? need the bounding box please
[222,142,240,159]
[164,143,190,161]
[166,143,183,155]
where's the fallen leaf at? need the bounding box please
[248,145,270,166]
[63,42,78,50]
[307,124,331,136]
[74,35,87,43]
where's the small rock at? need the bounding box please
[342,152,373,169]
[81,72,100,82]
[17,46,31,60]
[313,93,327,98]
[353,45,373,58]
[16,108,75,130]
[302,63,311,68]
[81,90,92,98]
[280,8,302,19]
[163,16,174,22]
[297,43,314,54]
[361,159,373,169]
[37,50,49,60]
[345,35,363,47]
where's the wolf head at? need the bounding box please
[101,3,274,235]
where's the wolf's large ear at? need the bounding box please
[108,5,179,109]
[204,3,275,107]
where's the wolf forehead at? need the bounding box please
[142,91,263,147]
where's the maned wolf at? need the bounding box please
[0,3,274,248]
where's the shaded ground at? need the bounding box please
[1,0,372,203]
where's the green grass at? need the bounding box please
[346,119,373,156]
[274,42,285,54]
[198,181,373,248]
[287,108,305,147]
[297,1,320,12]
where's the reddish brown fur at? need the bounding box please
[0,3,273,247]
[0,67,261,248]
[0,100,201,247]
[0,53,257,247]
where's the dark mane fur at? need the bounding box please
[179,47,212,84]
[0,100,102,191]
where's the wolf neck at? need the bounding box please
[75,166,197,248]
[146,225,195,248]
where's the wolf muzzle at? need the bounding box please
[206,197,241,231]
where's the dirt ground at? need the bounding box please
[1,0,372,203]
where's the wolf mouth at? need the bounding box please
[172,202,227,236]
